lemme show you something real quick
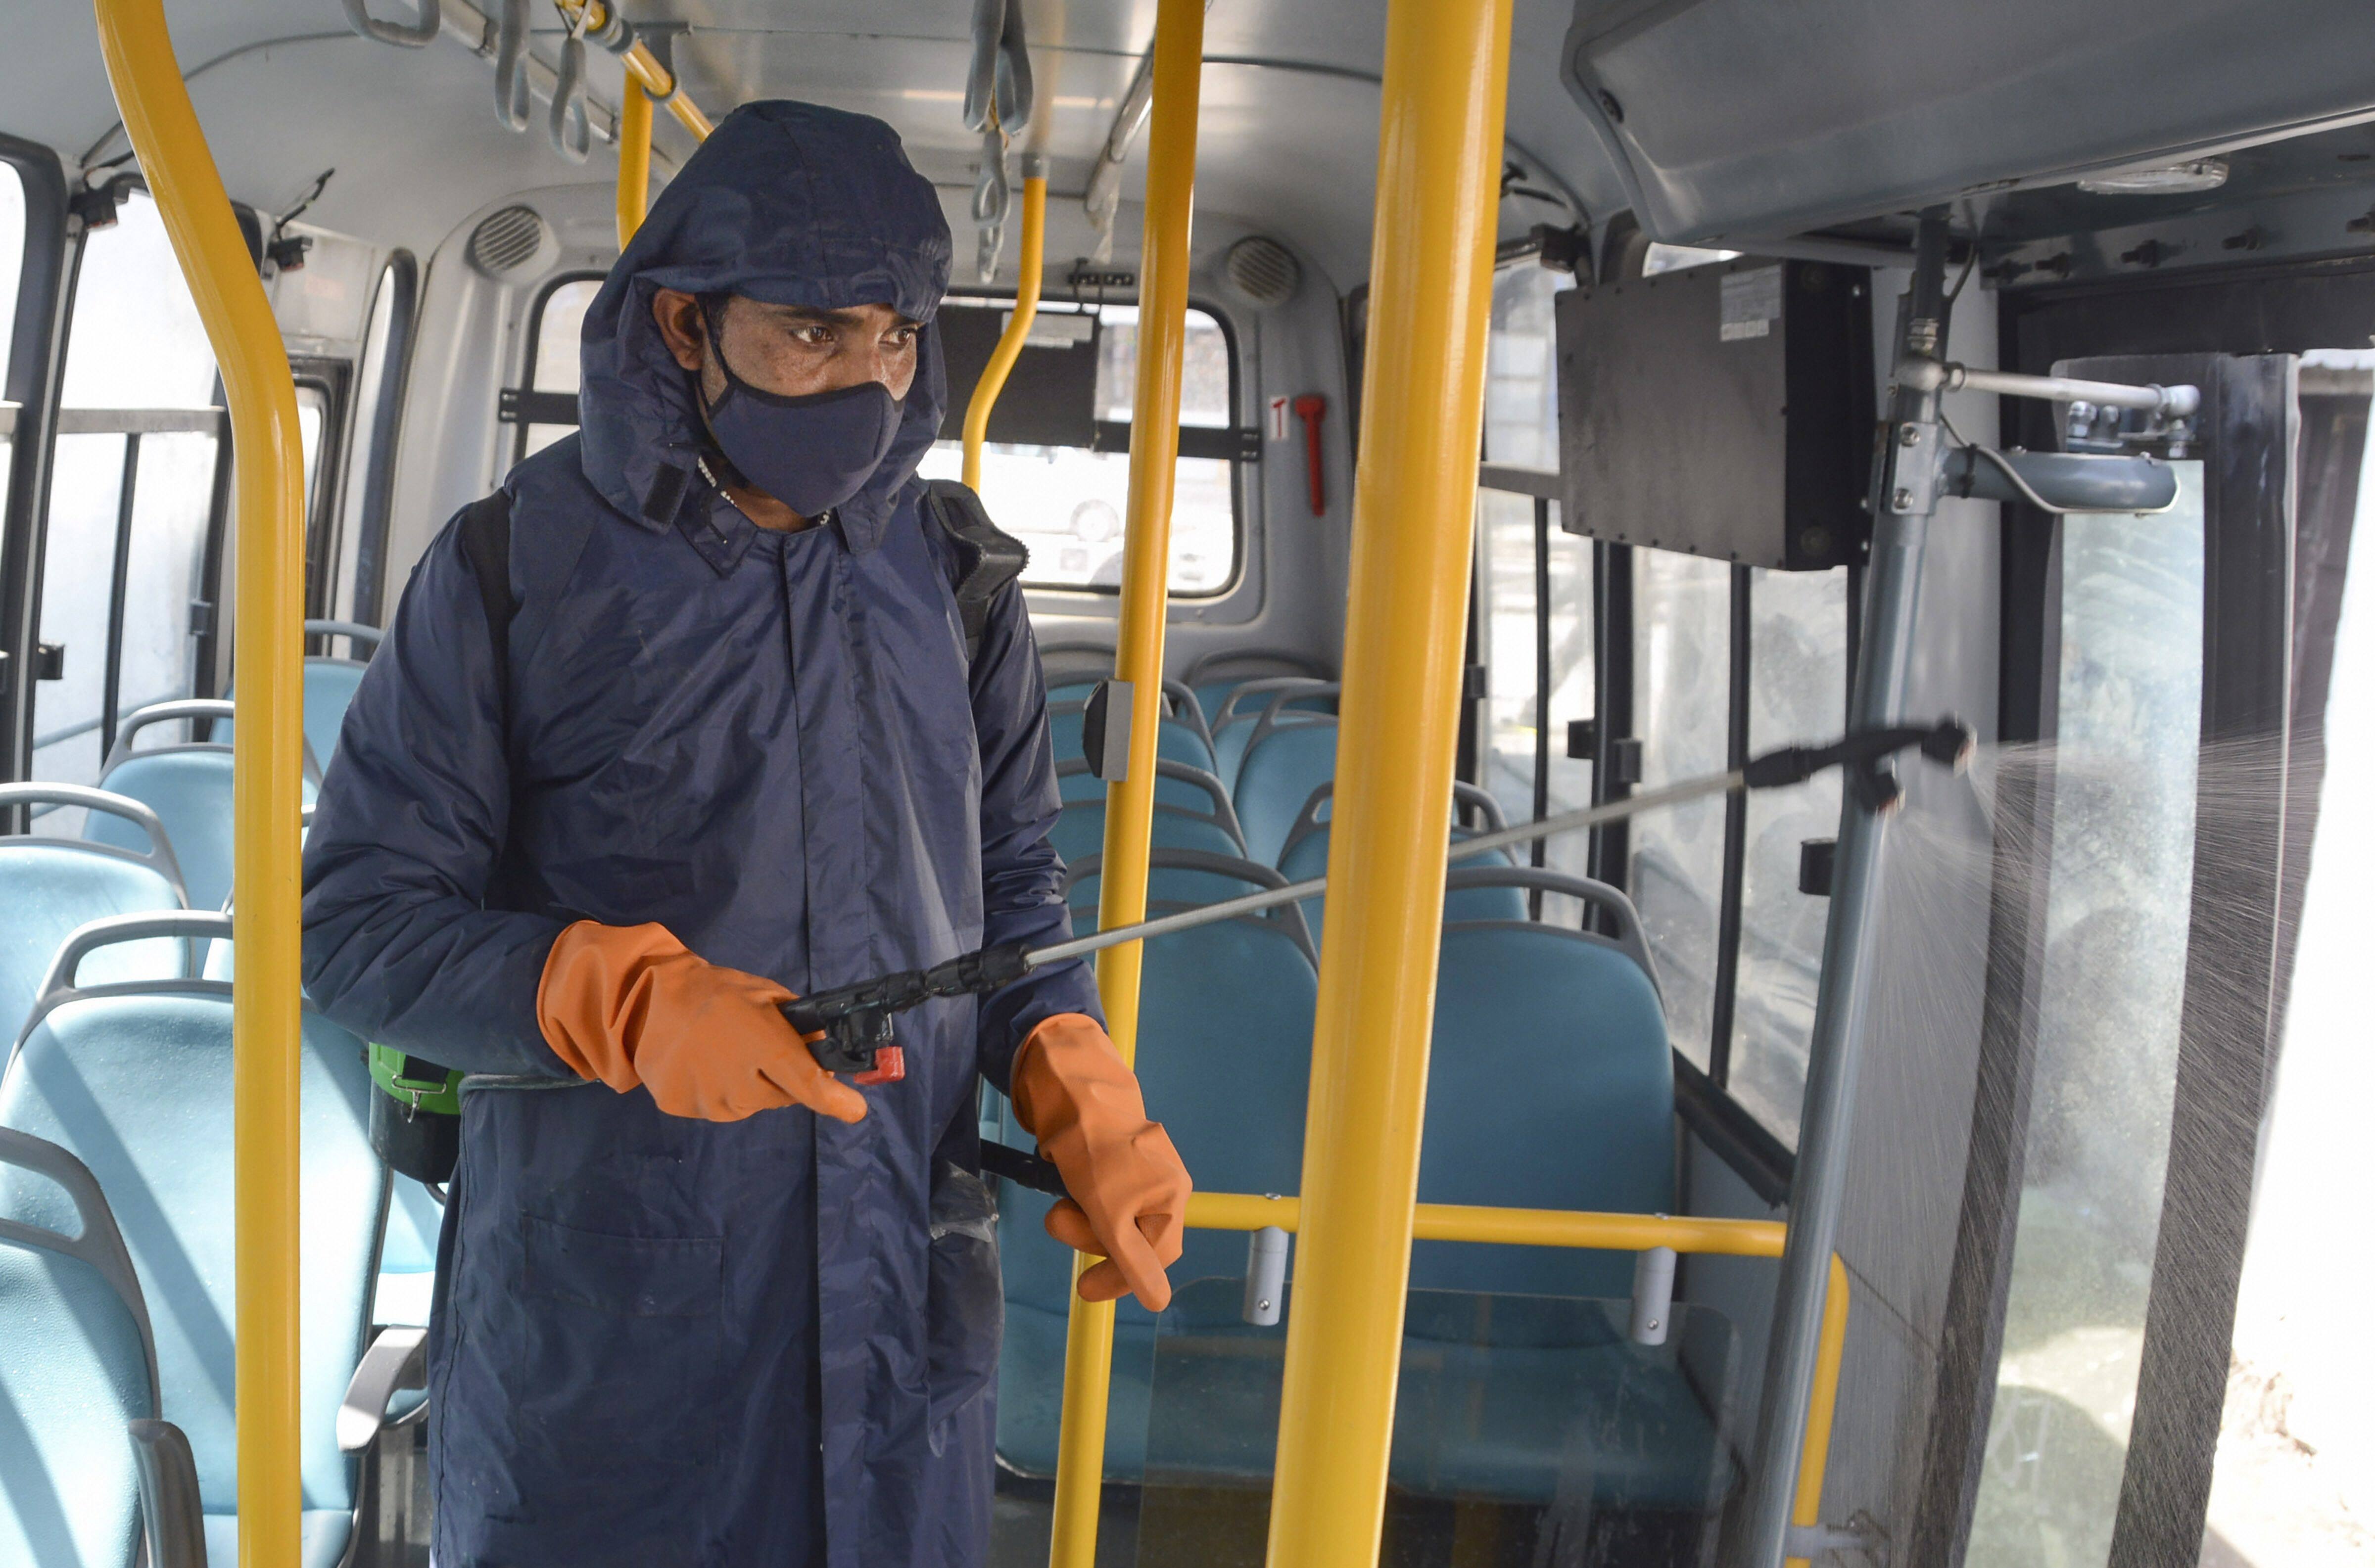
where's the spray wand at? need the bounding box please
[788,718,1975,1099]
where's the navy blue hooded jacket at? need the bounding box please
[301,102,1096,1567]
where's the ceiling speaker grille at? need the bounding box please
[1224,236,1301,309]
[469,205,548,277]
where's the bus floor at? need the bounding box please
[350,1418,1714,1564]
[988,1469,1712,1567]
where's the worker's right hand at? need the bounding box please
[537,920,867,1125]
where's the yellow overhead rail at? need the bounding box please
[1046,0,1206,1563]
[92,3,309,1566]
[616,76,653,247]
[1264,0,1513,1561]
[960,167,1047,490]
[555,0,716,141]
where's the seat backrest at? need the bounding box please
[87,751,237,915]
[0,785,192,1061]
[1047,702,1217,775]
[108,699,324,787]
[995,914,1317,1327]
[1050,801,1244,868]
[300,660,368,771]
[1412,920,1675,1301]
[1233,720,1341,865]
[1055,757,1245,849]
[1062,849,1316,965]
[0,1126,158,1568]
[0,914,386,1520]
[1208,679,1337,787]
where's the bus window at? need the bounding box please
[519,274,602,461]
[1631,549,1732,1069]
[1476,260,1591,914]
[0,165,24,512]
[331,256,413,626]
[32,189,222,795]
[919,301,1239,596]
[1733,565,1851,1144]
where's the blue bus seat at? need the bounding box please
[992,907,1318,1480]
[85,700,325,913]
[0,784,191,1059]
[0,1125,206,1568]
[1275,782,1522,946]
[1048,701,1217,775]
[1207,679,1337,789]
[1051,801,1243,867]
[1396,881,1707,1509]
[0,913,387,1568]
[1061,850,1316,965]
[1233,718,1341,865]
[219,619,380,772]
[375,1177,443,1330]
[1054,757,1246,850]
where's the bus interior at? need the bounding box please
[0,1,2371,1566]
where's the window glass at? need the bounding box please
[1630,549,1731,1067]
[59,191,215,408]
[34,191,222,801]
[920,301,1238,596]
[1481,263,1571,470]
[0,167,26,555]
[522,275,600,459]
[1733,566,1850,1145]
[1478,488,1594,917]
[0,165,25,378]
[332,264,402,622]
[1966,466,2205,1567]
[297,383,327,521]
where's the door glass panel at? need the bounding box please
[1966,464,2205,1567]
[2209,351,2375,1563]
[1733,566,1850,1145]
[1131,1279,1741,1568]
[33,190,221,809]
[1477,492,1595,918]
[1631,550,1732,1068]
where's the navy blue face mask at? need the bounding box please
[697,298,903,518]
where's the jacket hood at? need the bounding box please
[577,100,953,549]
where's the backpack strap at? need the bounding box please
[456,490,516,729]
[920,479,1029,662]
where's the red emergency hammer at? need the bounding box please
[1294,394,1328,515]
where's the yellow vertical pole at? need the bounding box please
[615,75,653,250]
[1781,1255,1855,1568]
[93,3,307,1566]
[1263,0,1511,1561]
[1045,1,1203,1564]
[961,168,1047,490]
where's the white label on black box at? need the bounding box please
[1720,265,1782,342]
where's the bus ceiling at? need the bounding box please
[15,0,2375,294]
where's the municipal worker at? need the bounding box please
[302,101,1190,1567]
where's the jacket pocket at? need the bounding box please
[512,1214,728,1498]
[926,1161,1003,1452]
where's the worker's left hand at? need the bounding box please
[1009,1013,1191,1311]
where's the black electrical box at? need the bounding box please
[1556,257,1874,570]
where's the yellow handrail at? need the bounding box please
[92,3,308,1566]
[1187,1191,1850,1568]
[1263,0,1513,1560]
[1046,0,1205,1563]
[959,169,1045,490]
[557,0,716,141]
[615,76,653,248]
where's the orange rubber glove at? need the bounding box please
[537,921,867,1125]
[1010,1013,1190,1311]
